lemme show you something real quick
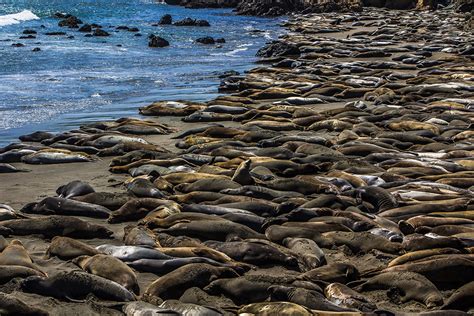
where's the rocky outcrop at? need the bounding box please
[165,0,239,8]
[149,35,170,47]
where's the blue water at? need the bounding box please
[0,0,282,146]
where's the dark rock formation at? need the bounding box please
[93,29,110,36]
[58,16,83,28]
[196,36,215,44]
[149,35,170,47]
[78,24,92,32]
[159,14,173,25]
[174,17,210,26]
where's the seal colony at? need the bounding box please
[0,7,473,316]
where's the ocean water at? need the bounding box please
[0,0,283,146]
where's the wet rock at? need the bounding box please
[174,17,210,27]
[196,36,215,44]
[58,16,83,28]
[78,24,92,32]
[159,14,173,25]
[45,32,67,36]
[93,29,110,37]
[148,34,170,47]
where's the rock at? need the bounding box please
[149,35,170,48]
[256,40,301,58]
[93,29,110,37]
[23,29,37,35]
[174,18,210,27]
[78,24,92,32]
[196,36,215,44]
[32,47,41,52]
[218,70,240,78]
[159,14,173,25]
[45,32,67,36]
[53,12,71,19]
[58,16,83,28]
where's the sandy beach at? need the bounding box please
[0,5,473,316]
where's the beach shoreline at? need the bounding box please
[0,6,473,315]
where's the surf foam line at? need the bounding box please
[0,10,40,27]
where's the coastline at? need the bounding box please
[0,5,473,315]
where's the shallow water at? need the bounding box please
[0,0,282,146]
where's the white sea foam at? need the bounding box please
[0,10,40,27]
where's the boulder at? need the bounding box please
[58,16,83,28]
[159,14,173,25]
[149,34,170,47]
[196,36,215,44]
[174,17,210,26]
[93,29,110,36]
[78,24,92,32]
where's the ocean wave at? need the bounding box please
[0,10,40,27]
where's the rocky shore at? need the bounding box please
[0,6,474,316]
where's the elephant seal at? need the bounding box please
[0,240,45,275]
[56,180,95,199]
[441,281,474,311]
[380,256,474,289]
[127,257,237,275]
[269,285,352,312]
[175,179,241,193]
[160,300,223,316]
[123,301,179,315]
[158,219,265,241]
[21,197,111,218]
[108,198,180,223]
[21,270,135,301]
[232,160,254,185]
[0,265,45,284]
[204,276,274,304]
[45,236,101,259]
[354,271,443,307]
[238,302,313,316]
[73,254,140,294]
[298,263,359,285]
[282,237,326,271]
[126,178,165,199]
[204,240,297,268]
[324,283,376,312]
[0,163,29,173]
[72,192,131,210]
[0,216,113,239]
[158,247,233,263]
[123,225,159,247]
[143,263,238,300]
[388,248,462,268]
[0,292,48,316]
[96,244,173,262]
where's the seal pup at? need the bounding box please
[45,236,101,259]
[56,180,95,198]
